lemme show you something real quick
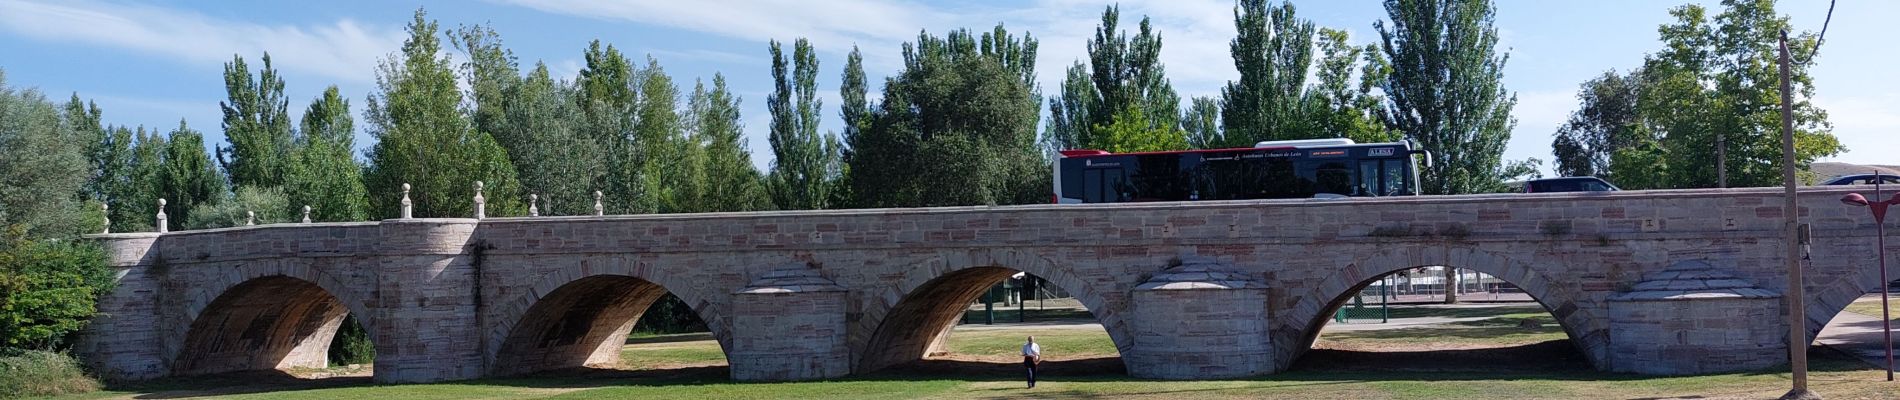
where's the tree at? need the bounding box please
[363,9,524,219]
[503,64,605,216]
[0,226,112,350]
[0,78,95,238]
[694,75,772,212]
[1312,28,1399,143]
[157,122,224,230]
[1376,0,1519,195]
[632,58,700,214]
[217,54,294,190]
[183,186,291,229]
[1551,69,1644,180]
[1182,96,1224,149]
[848,26,1045,208]
[1045,6,1183,153]
[1094,106,1188,152]
[1221,0,1316,147]
[285,87,369,222]
[766,38,838,210]
[574,41,650,214]
[1617,1,1841,189]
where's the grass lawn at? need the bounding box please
[1843,296,1900,321]
[61,304,1900,399]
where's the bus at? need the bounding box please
[1053,139,1430,204]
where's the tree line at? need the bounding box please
[0,0,1841,356]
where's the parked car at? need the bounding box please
[1523,176,1618,193]
[1822,173,1900,186]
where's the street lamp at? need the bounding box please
[1840,172,1898,381]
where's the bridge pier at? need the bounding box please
[1125,258,1273,379]
[1606,260,1786,375]
[728,266,851,381]
[370,220,485,383]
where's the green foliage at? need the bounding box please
[0,76,95,238]
[1092,106,1188,153]
[692,75,773,212]
[630,294,708,335]
[157,122,226,229]
[1608,1,1842,189]
[633,58,700,214]
[217,54,295,190]
[1220,0,1315,147]
[848,25,1047,208]
[1045,6,1183,152]
[575,42,654,214]
[327,315,375,366]
[1377,0,1518,194]
[287,87,370,222]
[1182,96,1223,149]
[183,186,291,229]
[363,9,524,219]
[1551,69,1644,181]
[0,349,100,398]
[0,227,113,350]
[767,38,840,210]
[1312,28,1398,144]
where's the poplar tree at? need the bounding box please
[1376,0,1517,195]
[217,54,294,189]
[1221,0,1315,146]
[694,75,772,212]
[766,38,838,210]
[363,9,523,218]
[1046,6,1183,153]
[285,87,369,222]
[159,122,224,228]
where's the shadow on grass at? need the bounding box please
[102,344,1880,398]
[959,308,1096,323]
[1323,324,1563,342]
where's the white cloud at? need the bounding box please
[646,48,765,66]
[0,0,403,84]
[1501,90,1575,167]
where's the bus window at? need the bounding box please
[1358,161,1380,196]
[1382,160,1407,196]
[1315,161,1352,196]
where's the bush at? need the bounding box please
[0,226,114,350]
[0,349,100,398]
[327,315,375,366]
[184,186,291,230]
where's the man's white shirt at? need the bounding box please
[1022,342,1041,357]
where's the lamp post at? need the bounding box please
[1841,172,1897,381]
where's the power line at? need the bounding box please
[1800,0,1836,66]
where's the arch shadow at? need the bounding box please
[170,265,380,377]
[1282,246,1606,371]
[852,249,1132,374]
[486,260,732,377]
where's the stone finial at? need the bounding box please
[155,198,168,233]
[245,211,256,226]
[400,183,413,219]
[593,191,604,216]
[529,194,540,217]
[101,203,110,234]
[473,181,486,219]
[301,205,312,223]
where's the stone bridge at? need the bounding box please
[76,187,1897,383]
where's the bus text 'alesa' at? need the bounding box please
[1052,139,1430,204]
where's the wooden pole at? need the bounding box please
[1776,29,1815,400]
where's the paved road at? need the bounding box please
[1817,294,1899,372]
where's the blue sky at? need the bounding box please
[1,0,1892,174]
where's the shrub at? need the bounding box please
[0,349,100,398]
[0,226,114,350]
[327,315,375,366]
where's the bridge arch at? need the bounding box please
[1282,246,1607,370]
[485,257,733,376]
[169,261,381,376]
[851,248,1133,374]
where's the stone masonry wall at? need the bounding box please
[79,186,1900,382]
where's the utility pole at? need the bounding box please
[1775,28,1816,400]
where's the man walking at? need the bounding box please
[1022,336,1042,388]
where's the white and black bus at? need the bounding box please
[1053,139,1430,204]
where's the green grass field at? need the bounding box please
[56,304,1900,399]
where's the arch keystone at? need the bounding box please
[1126,256,1271,379]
